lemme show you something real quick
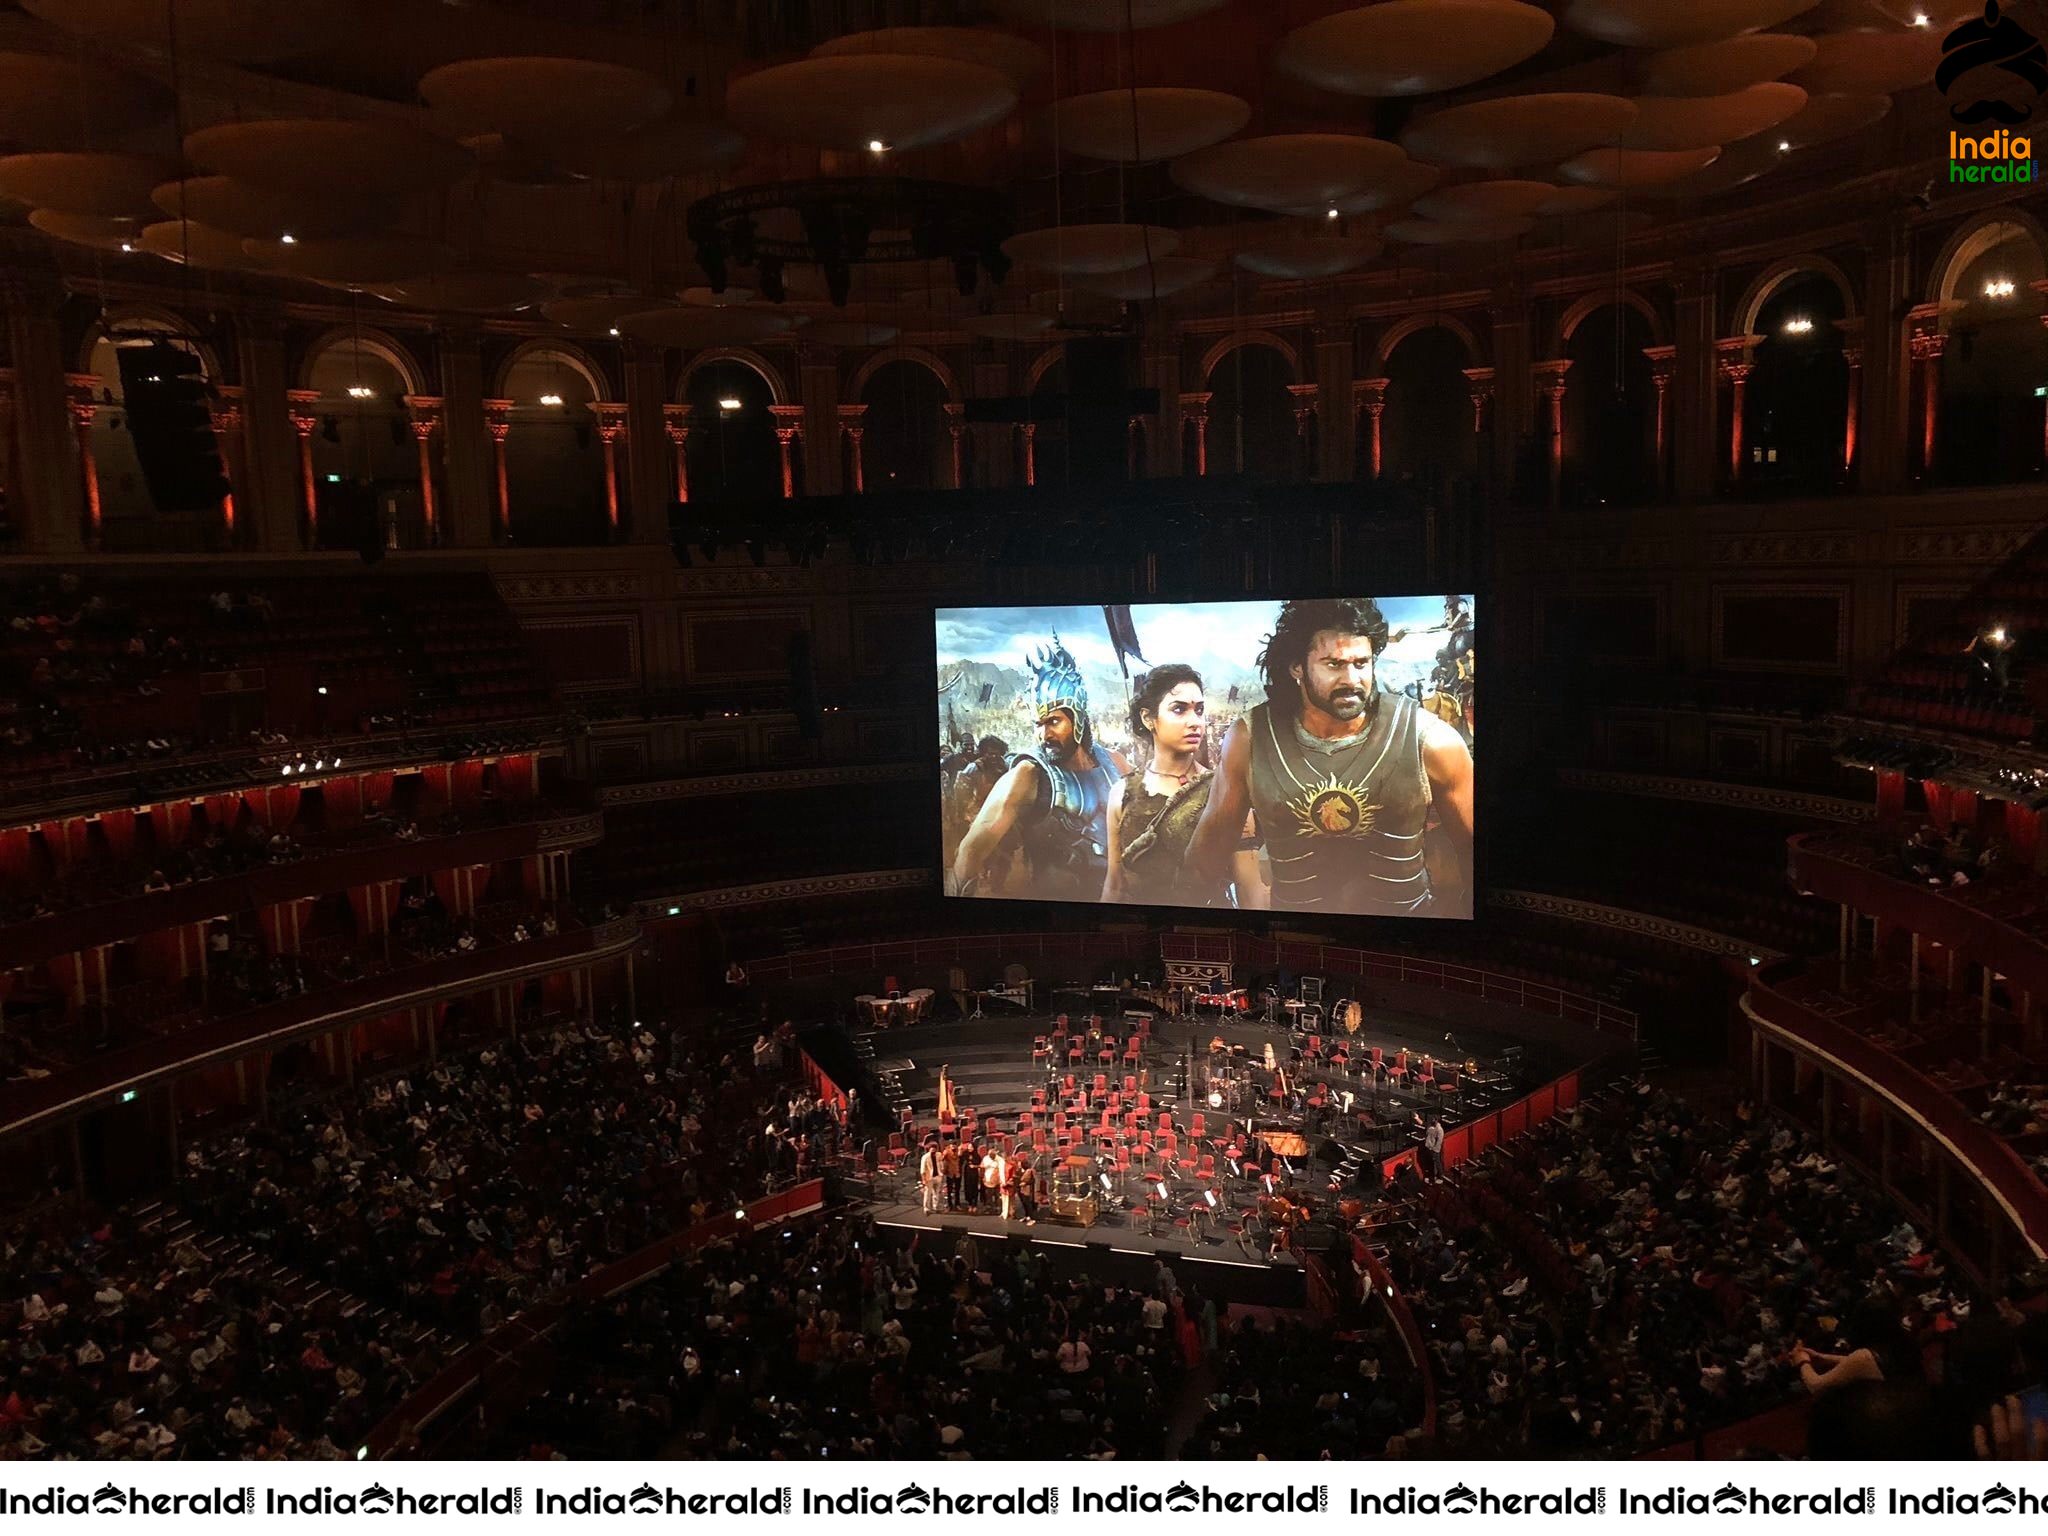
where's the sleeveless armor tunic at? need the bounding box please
[1246,691,1433,914]
[1009,746,1120,897]
[1114,771,1214,906]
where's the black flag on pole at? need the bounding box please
[1102,604,1147,680]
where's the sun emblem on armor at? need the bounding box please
[1286,772,1379,839]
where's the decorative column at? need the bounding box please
[1905,303,1956,481]
[285,387,320,544]
[943,402,966,489]
[662,403,693,504]
[1020,422,1038,487]
[1354,377,1389,479]
[0,370,13,530]
[837,402,868,493]
[1286,382,1319,481]
[1179,391,1211,476]
[1487,288,1533,492]
[435,327,492,547]
[4,272,85,553]
[1668,263,1715,502]
[207,385,244,543]
[483,398,512,540]
[769,404,804,499]
[1531,359,1571,505]
[1127,415,1144,480]
[401,394,444,546]
[592,401,628,537]
[1145,349,1184,477]
[2035,280,2048,468]
[1314,328,1354,482]
[1834,320,1864,477]
[64,374,101,549]
[1640,346,1675,492]
[1460,366,1495,436]
[1714,335,1761,483]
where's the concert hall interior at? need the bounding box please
[4,0,2048,1470]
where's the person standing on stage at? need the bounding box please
[1185,597,1474,917]
[918,1139,940,1213]
[1423,1114,1446,1181]
[940,1139,962,1211]
[1015,1155,1038,1226]
[980,1143,1006,1217]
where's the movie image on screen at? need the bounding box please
[936,595,1474,918]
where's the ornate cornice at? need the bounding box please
[533,812,606,850]
[637,867,931,915]
[1556,768,1873,824]
[493,572,644,602]
[1488,888,1782,962]
[597,763,925,806]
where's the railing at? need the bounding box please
[0,808,602,972]
[1352,1235,1436,1443]
[1745,969,2048,1264]
[744,929,1638,1041]
[364,1179,829,1458]
[0,917,641,1140]
[1378,1069,1584,1181]
[0,714,574,825]
[1789,830,2048,998]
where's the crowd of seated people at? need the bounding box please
[0,569,557,793]
[484,1217,1216,1460]
[1900,820,2006,887]
[2,1009,829,1458]
[1381,1084,2015,1456]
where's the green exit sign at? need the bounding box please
[120,1090,138,1103]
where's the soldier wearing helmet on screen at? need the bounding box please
[1185,597,1474,917]
[947,636,1129,900]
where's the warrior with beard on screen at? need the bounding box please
[1185,597,1474,916]
[947,637,1129,900]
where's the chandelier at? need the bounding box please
[685,177,1011,307]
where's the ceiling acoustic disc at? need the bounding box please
[726,55,1017,152]
[186,119,473,198]
[1048,88,1250,162]
[0,152,173,217]
[28,209,151,252]
[1410,178,1562,221]
[1562,0,1819,48]
[1402,93,1639,168]
[368,273,554,312]
[1171,133,1412,211]
[151,176,392,239]
[1233,233,1382,278]
[1383,215,1534,243]
[1778,91,1891,148]
[1276,1,1556,96]
[984,0,1230,30]
[1560,145,1723,186]
[1641,34,1819,95]
[959,311,1058,340]
[20,0,343,63]
[1790,29,1944,95]
[137,219,276,271]
[419,57,673,140]
[1002,223,1180,274]
[811,28,1048,87]
[0,51,171,149]
[1620,83,1807,150]
[1077,257,1218,299]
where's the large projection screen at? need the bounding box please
[937,596,1474,918]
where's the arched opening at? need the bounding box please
[1206,343,1297,479]
[683,359,782,504]
[1383,327,1472,490]
[304,339,423,552]
[859,359,949,491]
[1937,224,2048,486]
[1562,304,1657,508]
[1749,275,1851,496]
[83,324,222,548]
[501,346,606,544]
[1028,358,1067,488]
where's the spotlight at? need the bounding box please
[1748,955,1761,966]
[331,756,341,768]
[608,326,620,336]
[281,764,293,777]
[717,396,742,412]
[1326,206,1340,220]
[1782,316,1814,335]
[734,1207,749,1221]
[279,232,296,244]
[1985,277,2016,299]
[538,393,564,406]
[347,385,374,399]
[317,685,328,696]
[1776,139,1790,153]
[1991,626,2009,644]
[868,139,888,154]
[1912,10,1929,23]
[119,242,133,252]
